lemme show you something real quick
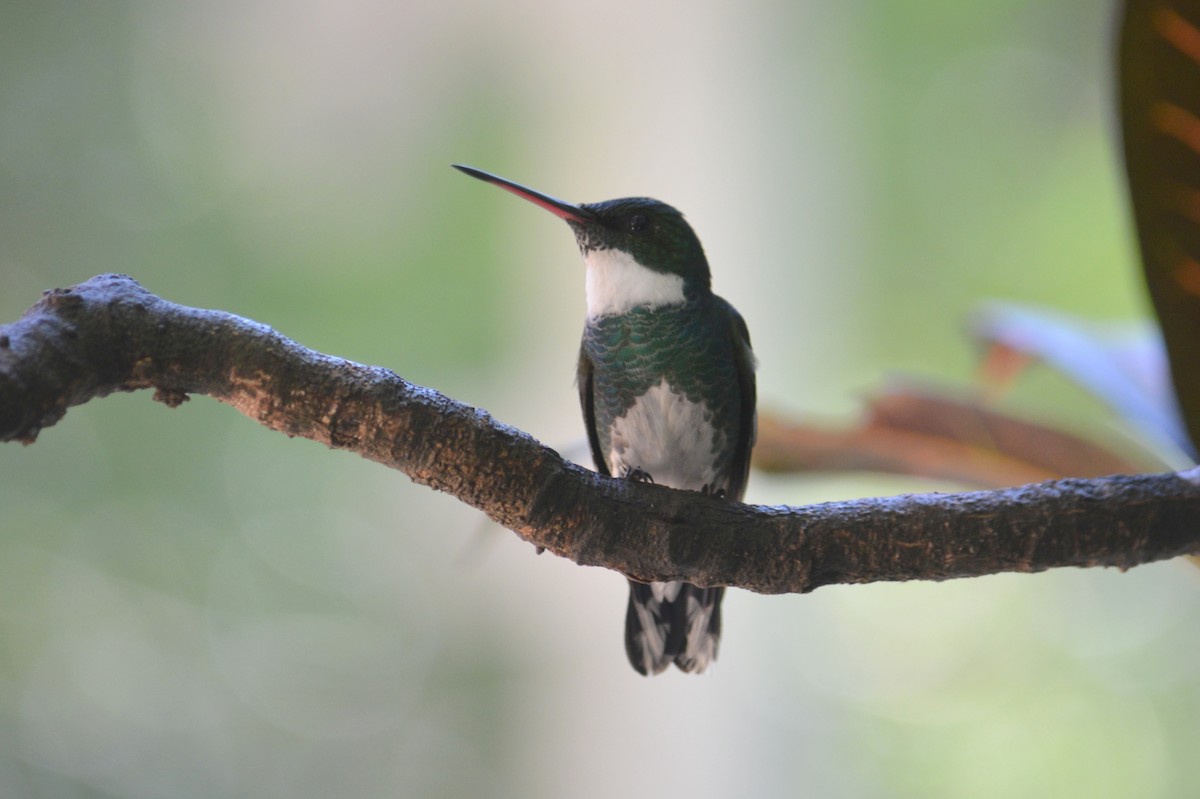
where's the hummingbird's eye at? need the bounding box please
[628,214,649,234]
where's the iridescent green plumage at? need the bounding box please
[579,290,754,500]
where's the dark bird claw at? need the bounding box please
[622,466,655,484]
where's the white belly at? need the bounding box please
[605,379,723,491]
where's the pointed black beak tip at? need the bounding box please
[451,163,488,181]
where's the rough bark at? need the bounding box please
[3,274,1199,594]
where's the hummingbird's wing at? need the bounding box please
[720,298,758,502]
[576,346,612,477]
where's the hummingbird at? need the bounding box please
[454,164,756,675]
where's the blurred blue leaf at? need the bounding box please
[970,301,1194,461]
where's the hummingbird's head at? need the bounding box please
[569,197,710,288]
[453,164,712,315]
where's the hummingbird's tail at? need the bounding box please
[624,580,724,675]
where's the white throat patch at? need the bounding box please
[584,248,686,318]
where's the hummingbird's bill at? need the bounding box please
[452,164,595,224]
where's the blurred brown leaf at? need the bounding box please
[753,383,1165,490]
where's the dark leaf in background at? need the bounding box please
[1120,0,1200,456]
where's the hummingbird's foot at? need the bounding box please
[622,466,655,484]
[700,484,727,499]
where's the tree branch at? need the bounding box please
[3,274,1199,593]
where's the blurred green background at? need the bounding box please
[2,1,1198,797]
